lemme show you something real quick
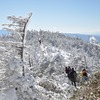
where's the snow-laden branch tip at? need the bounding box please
[2,28,22,40]
[28,12,32,17]
[2,24,20,27]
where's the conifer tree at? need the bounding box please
[2,13,32,76]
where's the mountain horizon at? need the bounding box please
[63,32,100,43]
[0,29,100,35]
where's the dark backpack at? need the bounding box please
[69,71,77,78]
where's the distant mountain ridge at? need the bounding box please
[63,33,100,43]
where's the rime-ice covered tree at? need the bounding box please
[2,13,32,76]
[89,36,98,44]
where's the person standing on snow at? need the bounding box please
[65,66,71,74]
[68,68,77,87]
[82,68,88,81]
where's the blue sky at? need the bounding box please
[0,0,100,33]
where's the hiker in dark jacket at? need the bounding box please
[65,66,71,74]
[68,68,77,87]
[65,66,72,80]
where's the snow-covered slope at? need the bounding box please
[0,42,74,100]
[0,30,100,100]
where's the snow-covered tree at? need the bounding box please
[0,27,100,99]
[2,13,32,76]
[89,36,98,44]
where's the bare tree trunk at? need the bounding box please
[21,14,32,76]
[21,34,25,76]
[21,47,24,76]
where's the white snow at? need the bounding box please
[0,30,100,100]
[0,88,17,100]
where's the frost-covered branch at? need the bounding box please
[2,13,32,76]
